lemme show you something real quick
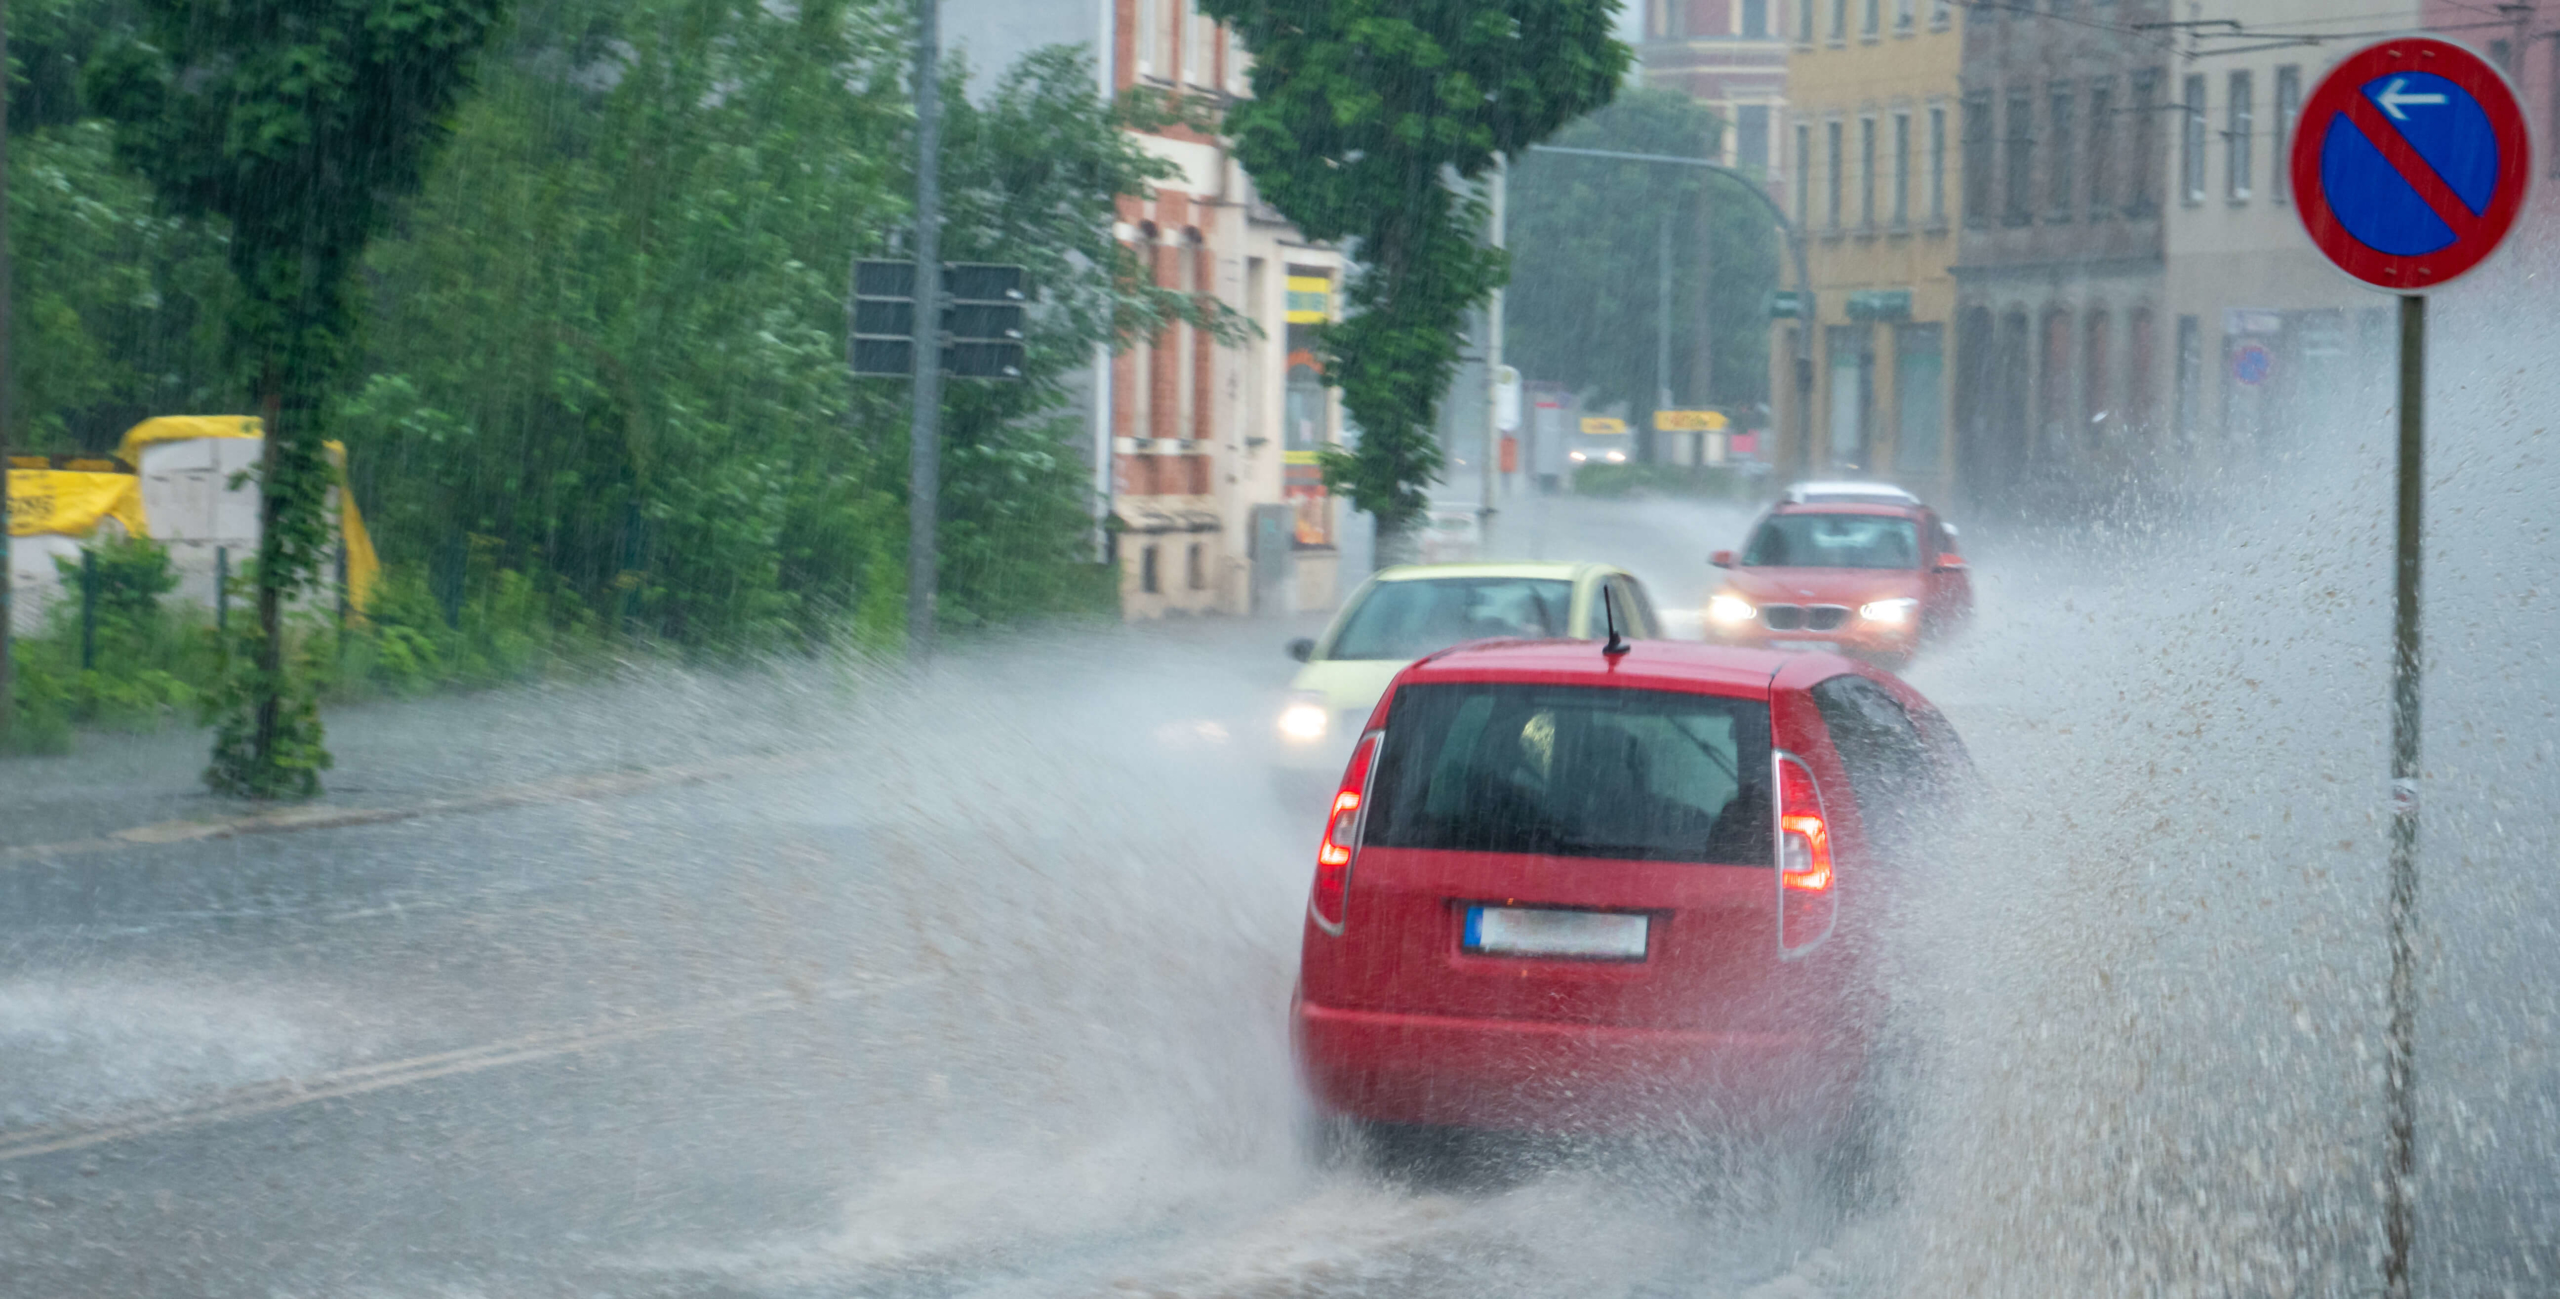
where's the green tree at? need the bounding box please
[1504,87,1781,430]
[344,12,1225,648]
[89,0,510,796]
[1203,0,1628,558]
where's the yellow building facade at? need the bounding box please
[1770,1,1961,504]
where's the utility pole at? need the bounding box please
[0,0,15,747]
[1654,209,1674,464]
[906,0,942,660]
[1483,158,1505,526]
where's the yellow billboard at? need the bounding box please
[1653,409,1729,432]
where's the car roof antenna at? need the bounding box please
[1601,585,1631,658]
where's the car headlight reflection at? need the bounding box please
[1279,695,1330,743]
[1707,594,1757,626]
[1859,597,1919,626]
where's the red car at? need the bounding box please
[1291,637,1967,1144]
[1703,489,1972,670]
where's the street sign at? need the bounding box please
[1845,289,1912,321]
[1653,409,1728,432]
[851,260,1028,379]
[2285,38,2534,1299]
[2292,37,2531,290]
[2232,343,2272,387]
[1579,416,1628,436]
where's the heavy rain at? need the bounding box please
[3,1,2558,1296]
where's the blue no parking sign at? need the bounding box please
[2293,38,2539,1299]
[2292,37,2531,289]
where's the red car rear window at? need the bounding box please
[1365,683,1773,865]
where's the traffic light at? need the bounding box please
[851,260,1028,380]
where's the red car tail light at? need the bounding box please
[1777,753,1837,955]
[1310,731,1381,934]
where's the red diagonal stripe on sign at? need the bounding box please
[2337,92,2485,244]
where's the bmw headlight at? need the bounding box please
[1278,693,1329,743]
[1859,597,1919,626]
[1707,594,1757,626]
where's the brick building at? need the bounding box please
[943,0,1347,617]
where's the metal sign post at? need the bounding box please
[2291,37,2530,1299]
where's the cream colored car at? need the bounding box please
[1275,562,1662,779]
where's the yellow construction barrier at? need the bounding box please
[6,468,149,539]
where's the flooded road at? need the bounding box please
[4,477,2557,1297]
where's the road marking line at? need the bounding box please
[0,975,927,1165]
[1,751,822,866]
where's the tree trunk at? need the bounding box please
[253,382,285,785]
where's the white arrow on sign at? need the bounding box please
[2376,77,2448,121]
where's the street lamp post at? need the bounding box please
[1483,158,1506,526]
[1523,144,1816,481]
[906,0,943,660]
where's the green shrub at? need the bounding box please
[1572,462,1756,501]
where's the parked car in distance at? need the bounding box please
[1291,638,1969,1145]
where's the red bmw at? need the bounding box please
[1703,486,1972,671]
[1290,636,1967,1142]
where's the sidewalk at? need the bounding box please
[0,660,867,852]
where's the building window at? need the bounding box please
[2040,310,2073,435]
[2273,65,2300,202]
[2119,71,2160,215]
[1928,105,1947,223]
[1799,0,1816,43]
[1830,0,1846,44]
[2048,86,2075,220]
[2004,91,2033,225]
[1860,116,1878,229]
[2085,82,2115,219]
[1893,323,1944,473]
[1137,0,1159,75]
[2182,74,2207,204]
[1896,0,1915,32]
[1743,0,1768,38]
[1185,0,1211,85]
[1862,0,1879,38]
[1961,94,1991,226]
[2491,38,2513,74]
[1930,0,1951,29]
[1141,544,1161,593]
[1186,542,1205,590]
[2126,307,2155,434]
[2227,70,2253,200]
[1796,122,1814,222]
[2083,310,2111,430]
[2174,313,2201,449]
[1892,111,1912,228]
[1738,104,1772,174]
[1827,119,1845,230]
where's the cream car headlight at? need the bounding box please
[1707,594,1757,626]
[1569,450,1588,462]
[1278,694,1330,743]
[1605,449,1627,463]
[1859,597,1919,626]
